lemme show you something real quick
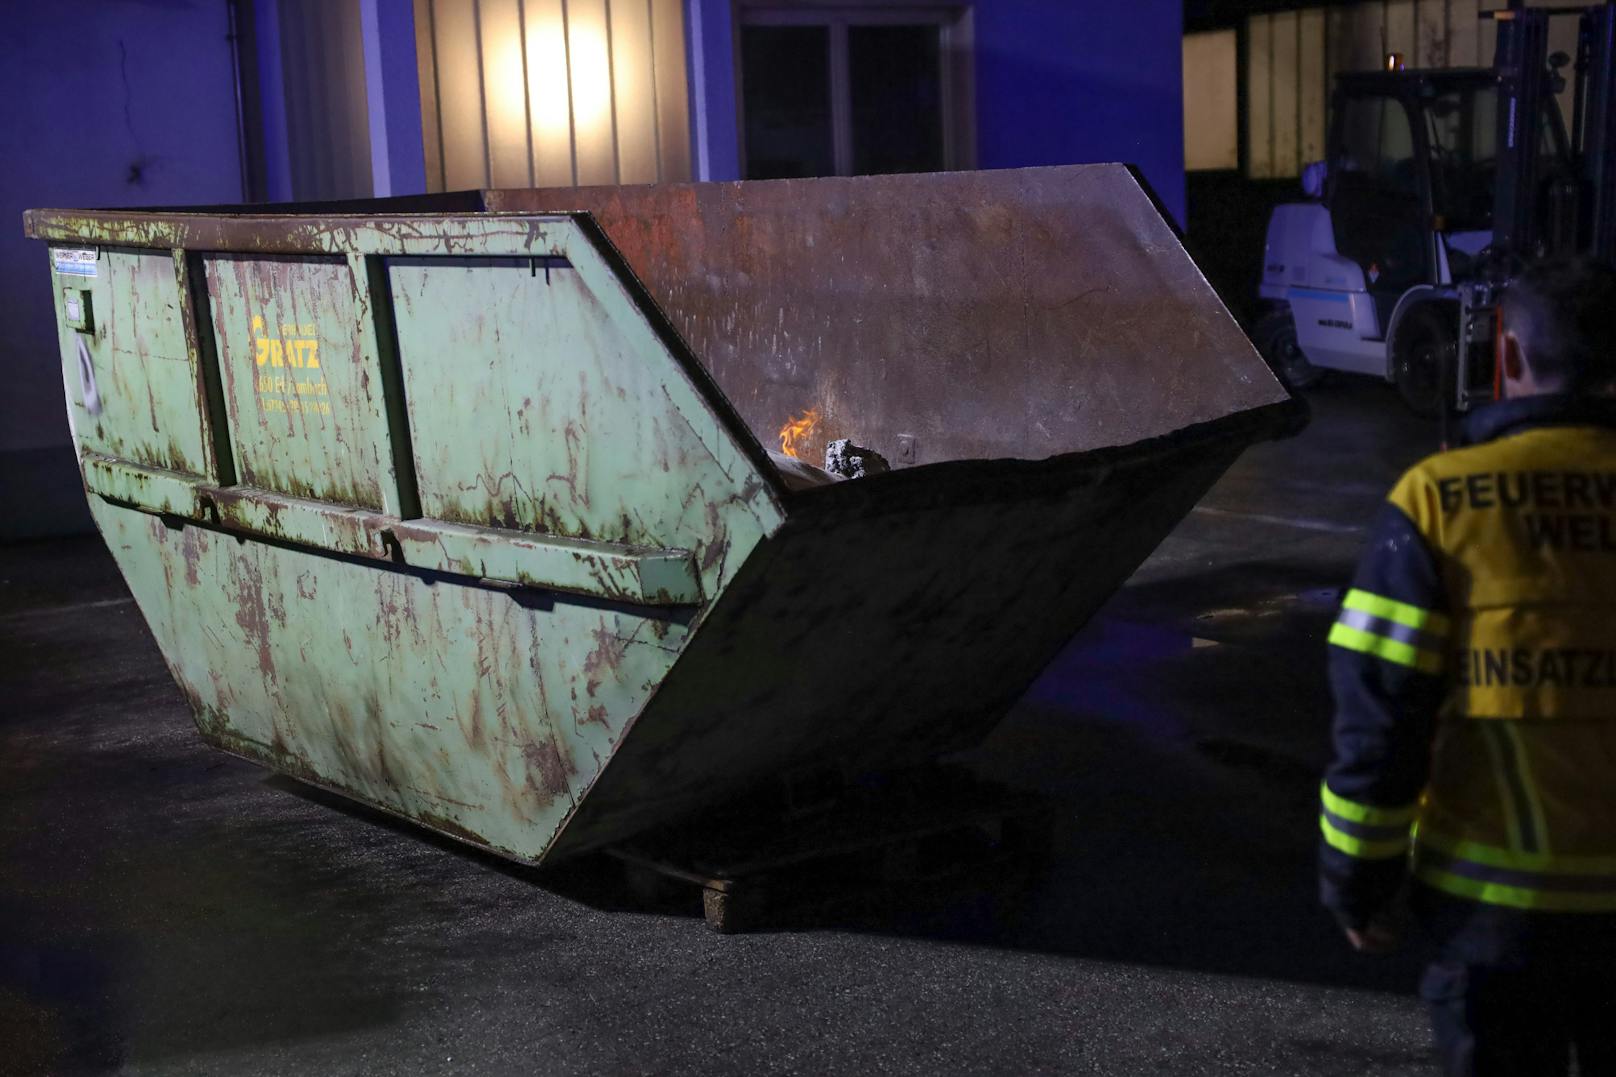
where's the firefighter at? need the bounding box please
[1321,258,1616,1076]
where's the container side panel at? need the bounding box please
[205,255,386,509]
[32,209,796,866]
[55,248,208,475]
[551,438,1244,855]
[386,255,775,596]
[92,498,687,864]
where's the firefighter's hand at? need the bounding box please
[1343,917,1400,955]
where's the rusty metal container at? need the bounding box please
[24,164,1298,865]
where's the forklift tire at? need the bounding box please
[1252,308,1324,390]
[1390,304,1457,419]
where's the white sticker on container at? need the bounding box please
[77,336,102,417]
[53,248,98,278]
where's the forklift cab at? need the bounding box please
[1325,70,1572,331]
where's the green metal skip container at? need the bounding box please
[24,164,1300,865]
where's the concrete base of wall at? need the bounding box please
[0,445,94,540]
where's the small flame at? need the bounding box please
[778,407,820,458]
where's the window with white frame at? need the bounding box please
[736,5,973,180]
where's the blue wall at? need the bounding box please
[684,0,743,184]
[973,0,1186,225]
[0,0,245,538]
[684,0,1186,223]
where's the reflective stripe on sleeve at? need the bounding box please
[1321,813,1411,859]
[1341,589,1451,635]
[1328,622,1445,673]
[1319,784,1414,860]
[1335,608,1444,653]
[1328,590,1448,673]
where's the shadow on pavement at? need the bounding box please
[0,472,1427,1074]
[256,561,1423,1000]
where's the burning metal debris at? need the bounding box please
[823,440,889,480]
[770,407,893,489]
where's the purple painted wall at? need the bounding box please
[972,0,1186,224]
[684,0,743,183]
[0,0,244,537]
[684,1,1185,222]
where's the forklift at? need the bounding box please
[1254,0,1616,418]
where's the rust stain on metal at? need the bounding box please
[582,623,630,699]
[521,738,575,801]
[179,526,203,587]
[231,557,276,680]
[488,166,1289,465]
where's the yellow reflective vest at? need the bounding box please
[1321,395,1616,922]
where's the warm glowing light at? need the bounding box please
[778,408,821,458]
[486,21,528,164]
[424,0,691,188]
[526,15,571,141]
[502,17,610,166]
[566,24,612,134]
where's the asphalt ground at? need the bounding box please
[0,376,1442,1076]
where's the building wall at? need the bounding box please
[0,0,245,538]
[276,0,376,199]
[415,0,693,191]
[1184,30,1239,172]
[253,0,425,202]
[973,0,1187,224]
[686,1,1187,224]
[684,0,741,182]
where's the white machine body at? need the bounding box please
[1259,201,1488,380]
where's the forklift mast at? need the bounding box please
[1454,1,1616,420]
[1580,3,1616,259]
[1490,0,1616,263]
[1491,2,1553,258]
